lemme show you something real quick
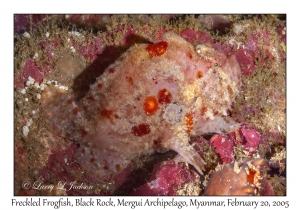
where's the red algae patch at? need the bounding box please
[131,160,200,196]
[210,134,234,164]
[14,59,45,88]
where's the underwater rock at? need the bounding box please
[210,133,234,164]
[210,125,262,164]
[14,59,45,89]
[131,160,200,196]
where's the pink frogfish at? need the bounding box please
[42,32,241,179]
[205,158,269,195]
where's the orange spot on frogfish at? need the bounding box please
[146,41,168,57]
[197,71,203,78]
[131,123,151,136]
[101,109,114,120]
[200,107,207,116]
[144,96,159,116]
[158,88,172,104]
[185,113,194,135]
[109,68,115,73]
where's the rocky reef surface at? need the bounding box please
[14,14,286,196]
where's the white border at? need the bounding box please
[3,0,298,209]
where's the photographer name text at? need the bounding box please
[11,197,290,209]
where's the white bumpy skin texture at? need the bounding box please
[42,32,241,179]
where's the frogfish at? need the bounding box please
[41,32,241,179]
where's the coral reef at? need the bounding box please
[14,14,286,196]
